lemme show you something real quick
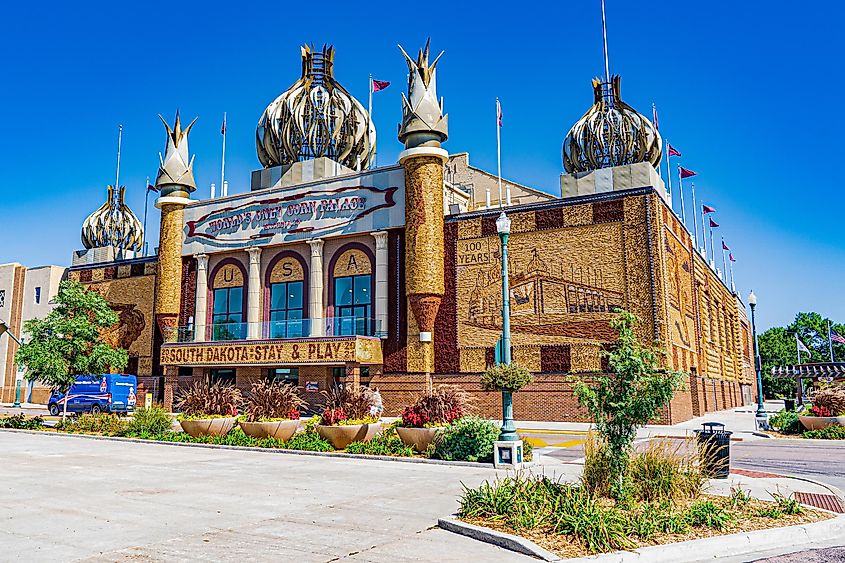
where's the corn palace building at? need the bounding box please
[67,43,755,423]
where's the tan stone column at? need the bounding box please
[194,254,209,342]
[247,247,262,339]
[155,199,189,342]
[400,147,448,376]
[308,239,325,337]
[371,231,389,338]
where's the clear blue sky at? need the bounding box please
[1,1,842,331]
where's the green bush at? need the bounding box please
[628,439,706,501]
[581,434,613,497]
[345,429,414,457]
[126,406,173,436]
[803,425,845,440]
[432,416,499,462]
[480,363,534,392]
[0,414,45,430]
[769,409,802,434]
[684,500,734,530]
[57,413,127,436]
[282,429,334,452]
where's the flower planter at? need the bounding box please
[317,423,382,450]
[799,415,845,431]
[179,417,236,438]
[239,420,300,441]
[396,426,442,453]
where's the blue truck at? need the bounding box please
[48,374,137,416]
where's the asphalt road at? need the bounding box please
[732,439,845,492]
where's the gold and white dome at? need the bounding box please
[256,44,375,170]
[563,75,662,174]
[81,185,143,251]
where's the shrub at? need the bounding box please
[480,363,533,392]
[769,409,802,434]
[684,500,734,530]
[176,382,242,417]
[432,416,499,462]
[321,385,374,421]
[581,433,613,497]
[772,493,804,515]
[0,414,44,430]
[126,406,173,436]
[345,429,415,457]
[401,385,471,427]
[812,389,845,416]
[283,429,334,452]
[628,439,706,501]
[58,413,127,436]
[321,407,347,426]
[572,311,686,498]
[802,425,845,440]
[244,380,304,422]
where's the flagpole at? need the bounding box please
[115,124,123,189]
[709,223,715,265]
[653,104,661,178]
[666,139,673,205]
[829,320,835,362]
[677,165,686,228]
[220,112,227,194]
[701,207,708,259]
[496,98,503,209]
[729,256,735,292]
[142,176,150,257]
[601,0,610,84]
[796,333,802,365]
[368,75,374,169]
[721,237,727,278]
[691,182,699,252]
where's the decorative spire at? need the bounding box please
[397,38,448,149]
[255,44,375,170]
[81,185,144,252]
[155,111,197,196]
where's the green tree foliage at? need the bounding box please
[15,281,128,418]
[573,312,685,497]
[757,312,845,399]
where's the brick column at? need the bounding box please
[194,254,209,342]
[163,366,179,412]
[343,363,361,390]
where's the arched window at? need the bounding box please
[330,244,374,336]
[266,252,308,338]
[210,260,247,341]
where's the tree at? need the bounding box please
[572,311,685,498]
[758,312,845,399]
[15,280,128,419]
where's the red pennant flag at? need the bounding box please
[722,241,730,251]
[709,218,719,228]
[679,166,697,179]
[372,79,390,92]
[668,144,681,157]
[702,204,716,214]
[147,183,158,193]
[729,253,736,262]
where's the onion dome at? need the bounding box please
[81,185,143,251]
[563,75,662,174]
[256,45,375,170]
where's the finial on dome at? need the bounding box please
[155,111,197,197]
[562,75,662,174]
[397,38,448,149]
[256,44,374,170]
[81,185,144,252]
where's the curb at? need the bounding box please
[439,514,845,562]
[0,428,497,469]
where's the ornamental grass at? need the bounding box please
[244,380,304,422]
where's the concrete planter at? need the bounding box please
[179,417,236,438]
[799,415,845,431]
[396,426,442,453]
[239,420,300,441]
[317,423,382,450]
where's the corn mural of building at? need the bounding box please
[65,42,755,423]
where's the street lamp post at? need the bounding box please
[0,320,24,408]
[748,291,767,427]
[496,211,518,441]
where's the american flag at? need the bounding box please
[832,330,845,345]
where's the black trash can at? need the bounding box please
[695,422,732,479]
[784,398,796,412]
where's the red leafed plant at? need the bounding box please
[322,407,347,425]
[401,385,471,428]
[811,405,832,417]
[287,408,301,420]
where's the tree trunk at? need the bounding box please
[62,386,69,422]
